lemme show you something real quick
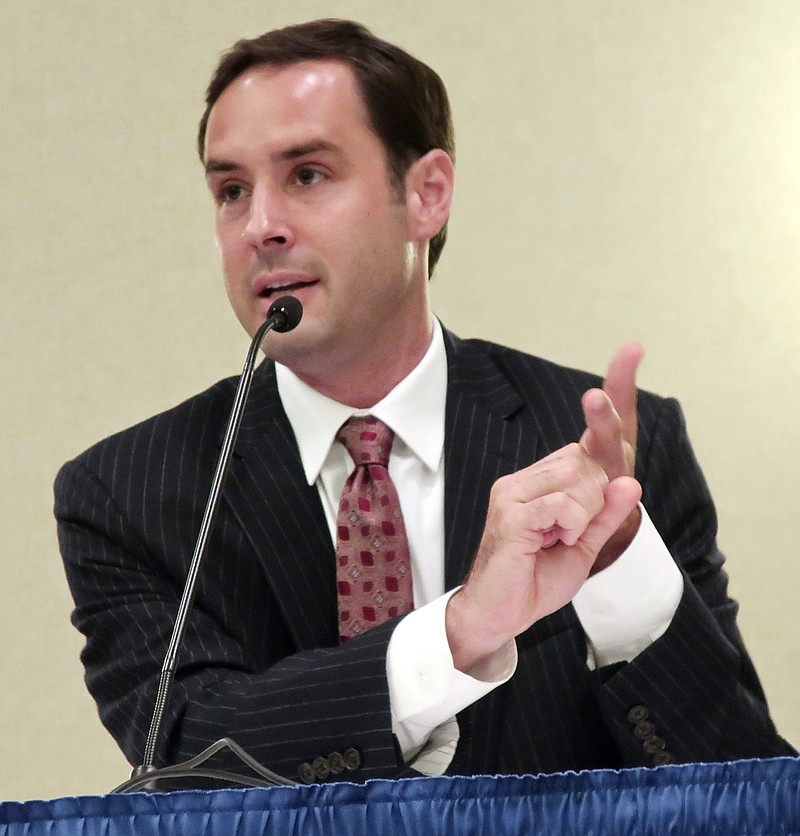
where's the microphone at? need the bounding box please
[116,296,303,792]
[266,294,303,333]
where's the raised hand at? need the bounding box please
[446,343,644,673]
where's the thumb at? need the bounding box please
[580,476,642,556]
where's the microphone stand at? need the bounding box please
[114,297,302,793]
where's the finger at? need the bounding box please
[499,443,608,504]
[522,489,605,548]
[580,389,624,477]
[603,341,643,447]
[579,476,642,556]
[580,342,643,479]
[581,389,620,447]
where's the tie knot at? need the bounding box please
[337,415,394,468]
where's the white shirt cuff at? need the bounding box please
[572,503,684,668]
[387,587,517,763]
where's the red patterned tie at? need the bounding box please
[335,416,414,642]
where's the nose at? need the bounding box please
[241,185,295,250]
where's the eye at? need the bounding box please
[294,167,325,187]
[219,182,247,203]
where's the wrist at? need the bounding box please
[445,588,511,674]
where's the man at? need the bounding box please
[55,19,791,786]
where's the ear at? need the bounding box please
[405,149,455,242]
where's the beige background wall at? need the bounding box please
[2,0,798,802]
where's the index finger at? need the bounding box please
[602,341,644,448]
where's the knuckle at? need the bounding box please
[491,472,515,497]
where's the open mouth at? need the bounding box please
[257,279,318,299]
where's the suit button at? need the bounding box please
[328,751,346,774]
[627,705,649,724]
[653,751,675,766]
[298,762,316,784]
[312,757,330,780]
[633,721,656,740]
[342,748,362,770]
[643,736,666,755]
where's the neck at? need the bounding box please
[292,318,434,408]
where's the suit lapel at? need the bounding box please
[442,330,541,589]
[220,360,339,650]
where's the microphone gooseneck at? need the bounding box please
[128,296,303,791]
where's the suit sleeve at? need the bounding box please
[592,394,794,765]
[54,452,415,785]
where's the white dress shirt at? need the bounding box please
[276,319,682,775]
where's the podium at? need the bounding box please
[2,757,800,834]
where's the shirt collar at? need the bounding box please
[276,318,447,485]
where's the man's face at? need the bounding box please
[203,60,432,389]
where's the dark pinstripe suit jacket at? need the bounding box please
[55,329,792,784]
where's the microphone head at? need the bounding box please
[267,296,304,333]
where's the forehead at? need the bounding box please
[204,60,375,158]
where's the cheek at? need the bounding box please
[215,227,248,275]
[213,219,230,252]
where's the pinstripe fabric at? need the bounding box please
[54,329,792,786]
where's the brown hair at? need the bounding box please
[198,19,454,274]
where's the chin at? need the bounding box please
[260,328,304,363]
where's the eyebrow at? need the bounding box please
[204,140,341,176]
[281,140,339,160]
